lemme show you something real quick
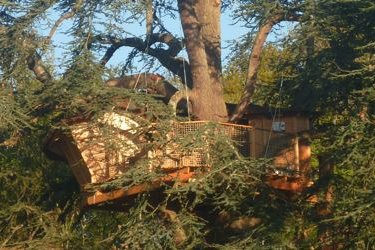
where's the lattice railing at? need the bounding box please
[159,121,252,169]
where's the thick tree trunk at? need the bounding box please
[317,154,335,249]
[178,0,228,122]
[230,18,281,122]
[145,0,153,35]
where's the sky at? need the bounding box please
[42,5,290,76]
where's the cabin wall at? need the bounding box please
[48,113,144,186]
[249,115,310,134]
[249,115,311,173]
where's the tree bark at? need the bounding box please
[97,33,193,88]
[178,0,228,122]
[27,52,52,84]
[145,0,153,36]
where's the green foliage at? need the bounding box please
[225,0,375,248]
[1,0,374,249]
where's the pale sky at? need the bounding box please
[41,6,289,76]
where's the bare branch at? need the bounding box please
[145,0,153,35]
[46,1,83,44]
[230,12,299,122]
[46,11,75,44]
[96,33,192,87]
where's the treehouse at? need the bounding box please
[44,113,253,207]
[45,110,310,206]
[44,105,312,208]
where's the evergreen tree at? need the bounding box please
[0,0,374,248]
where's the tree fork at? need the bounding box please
[230,18,281,122]
[230,11,301,122]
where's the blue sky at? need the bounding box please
[42,6,290,76]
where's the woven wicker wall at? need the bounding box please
[164,121,252,168]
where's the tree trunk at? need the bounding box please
[145,0,153,35]
[317,154,335,249]
[178,0,227,122]
[230,18,281,122]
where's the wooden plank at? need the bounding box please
[299,141,311,174]
[82,171,195,207]
[250,128,256,157]
[265,175,313,193]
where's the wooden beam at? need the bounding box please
[82,171,195,207]
[265,175,313,193]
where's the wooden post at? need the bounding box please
[294,135,300,172]
[299,136,311,174]
[250,127,256,157]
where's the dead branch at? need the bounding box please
[27,51,52,84]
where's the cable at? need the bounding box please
[264,75,284,158]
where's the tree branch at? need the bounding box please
[46,1,83,44]
[96,33,192,88]
[145,0,153,35]
[46,11,75,44]
[27,51,52,84]
[230,12,301,122]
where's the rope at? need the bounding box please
[264,76,284,158]
[182,59,191,121]
[125,29,153,113]
[125,69,145,112]
[179,24,191,120]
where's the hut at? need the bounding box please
[241,104,312,192]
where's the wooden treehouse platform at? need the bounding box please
[44,112,312,208]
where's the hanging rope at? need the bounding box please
[264,75,284,158]
[179,24,191,121]
[182,58,191,121]
[125,27,153,113]
[166,24,191,119]
[124,72,144,112]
